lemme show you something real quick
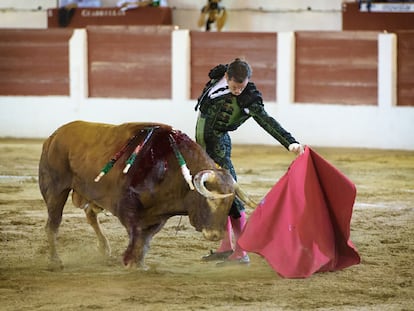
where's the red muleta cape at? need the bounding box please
[238,146,361,278]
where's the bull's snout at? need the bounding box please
[202,229,224,241]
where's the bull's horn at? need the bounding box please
[233,180,259,209]
[193,170,233,199]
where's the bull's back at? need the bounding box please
[38,120,172,200]
[39,121,104,185]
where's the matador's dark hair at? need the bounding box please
[226,58,252,83]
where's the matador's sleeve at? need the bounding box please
[240,83,299,149]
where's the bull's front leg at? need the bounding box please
[123,222,166,270]
[123,226,147,270]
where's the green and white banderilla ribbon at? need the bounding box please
[94,127,194,190]
[123,127,157,174]
[94,127,157,182]
[168,134,194,190]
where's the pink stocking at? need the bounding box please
[228,211,247,259]
[217,216,234,252]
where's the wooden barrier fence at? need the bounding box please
[87,26,174,99]
[295,31,378,105]
[0,27,413,107]
[0,29,73,96]
[190,31,277,102]
[396,31,414,107]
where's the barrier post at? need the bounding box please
[378,33,397,108]
[277,32,295,106]
[69,28,88,105]
[172,28,190,102]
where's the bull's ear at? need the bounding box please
[193,170,233,199]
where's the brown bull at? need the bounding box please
[39,121,255,270]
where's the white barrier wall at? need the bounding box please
[0,29,413,150]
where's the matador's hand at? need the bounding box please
[288,143,305,156]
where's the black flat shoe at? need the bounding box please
[201,250,234,261]
[216,255,250,267]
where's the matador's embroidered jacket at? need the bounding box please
[194,64,299,217]
[195,64,298,151]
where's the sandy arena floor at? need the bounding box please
[0,139,413,310]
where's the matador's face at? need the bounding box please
[225,73,248,96]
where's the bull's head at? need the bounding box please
[189,169,257,241]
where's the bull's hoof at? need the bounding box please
[97,243,111,257]
[47,258,64,271]
[124,261,137,269]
